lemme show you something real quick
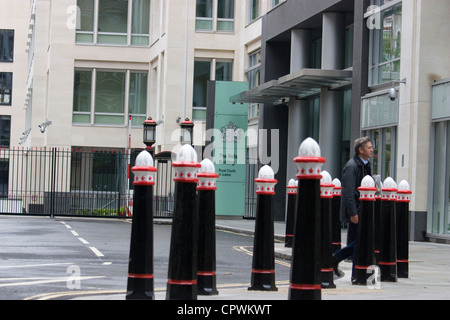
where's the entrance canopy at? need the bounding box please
[230,68,352,104]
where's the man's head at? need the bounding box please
[354,136,373,161]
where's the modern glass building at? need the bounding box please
[231,0,450,242]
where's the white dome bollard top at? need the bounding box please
[172,144,202,183]
[397,180,412,203]
[358,175,377,201]
[132,150,157,186]
[332,178,342,197]
[197,158,219,191]
[294,137,326,179]
[382,177,398,201]
[255,165,278,195]
[320,170,334,199]
[286,178,298,195]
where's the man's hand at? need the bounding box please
[350,214,359,224]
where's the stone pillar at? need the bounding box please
[319,12,345,179]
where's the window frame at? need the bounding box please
[192,58,233,121]
[195,0,235,33]
[368,1,402,86]
[72,68,148,127]
[76,0,151,46]
[0,29,14,62]
[0,72,13,106]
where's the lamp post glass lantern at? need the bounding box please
[180,118,194,145]
[143,117,157,150]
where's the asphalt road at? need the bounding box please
[0,215,290,300]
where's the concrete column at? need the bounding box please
[319,13,345,178]
[287,29,311,183]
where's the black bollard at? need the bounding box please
[166,144,202,300]
[374,192,382,265]
[249,165,278,291]
[197,159,219,295]
[331,178,342,253]
[379,177,398,282]
[396,180,412,279]
[126,150,157,300]
[285,179,297,248]
[353,176,377,285]
[320,171,336,289]
[289,138,325,300]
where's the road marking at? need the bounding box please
[89,247,105,257]
[24,280,292,300]
[60,220,106,260]
[77,237,89,245]
[25,289,126,300]
[0,276,105,288]
[0,262,73,269]
[233,246,291,268]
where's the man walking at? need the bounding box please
[332,136,373,280]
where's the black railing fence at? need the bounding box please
[0,147,257,219]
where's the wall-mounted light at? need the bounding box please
[180,118,194,146]
[143,117,157,151]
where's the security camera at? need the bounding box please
[389,78,407,102]
[389,87,397,101]
[38,121,53,133]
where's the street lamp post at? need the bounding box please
[180,118,194,146]
[143,117,157,156]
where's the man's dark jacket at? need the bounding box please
[341,154,372,221]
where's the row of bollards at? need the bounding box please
[126,138,411,300]
[126,145,219,300]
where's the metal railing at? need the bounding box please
[0,147,257,219]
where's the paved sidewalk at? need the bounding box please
[216,218,450,300]
[86,218,450,300]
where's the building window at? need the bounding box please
[0,30,14,62]
[430,121,450,235]
[98,0,129,44]
[0,115,11,148]
[128,72,148,125]
[249,0,260,22]
[430,79,450,235]
[95,71,127,124]
[217,0,235,32]
[196,0,235,32]
[76,0,150,46]
[73,69,148,126]
[192,59,233,121]
[196,0,213,31]
[363,127,397,181]
[246,50,261,119]
[0,72,12,106]
[369,2,402,86]
[73,70,92,124]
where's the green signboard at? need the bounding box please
[206,81,248,217]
